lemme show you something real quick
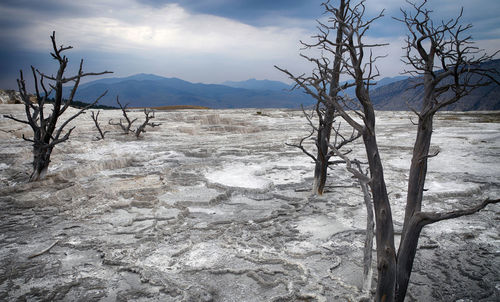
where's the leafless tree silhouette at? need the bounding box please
[394,1,500,300]
[109,96,137,134]
[3,31,111,181]
[276,0,356,195]
[135,109,161,138]
[91,110,108,140]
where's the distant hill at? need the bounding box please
[70,60,499,110]
[340,76,409,98]
[370,60,500,111]
[73,75,314,109]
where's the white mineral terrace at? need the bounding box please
[0,104,499,301]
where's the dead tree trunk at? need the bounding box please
[3,31,111,181]
[31,141,52,181]
[312,105,335,194]
[331,2,398,299]
[312,0,346,195]
[359,103,397,301]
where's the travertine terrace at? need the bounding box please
[0,105,499,301]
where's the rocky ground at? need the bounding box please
[0,105,499,301]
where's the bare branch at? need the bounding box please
[285,125,318,163]
[28,240,59,259]
[418,150,439,162]
[91,110,108,140]
[329,142,370,184]
[417,198,499,226]
[3,114,30,125]
[52,90,108,143]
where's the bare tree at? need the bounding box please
[278,1,379,298]
[279,1,499,301]
[109,99,160,138]
[91,110,108,140]
[135,109,161,138]
[329,3,398,299]
[394,1,500,300]
[277,0,356,195]
[109,96,137,134]
[3,31,111,181]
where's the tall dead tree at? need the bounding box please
[394,1,500,300]
[279,1,499,301]
[330,2,398,299]
[3,31,111,181]
[278,0,381,298]
[277,0,355,195]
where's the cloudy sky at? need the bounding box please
[0,0,499,89]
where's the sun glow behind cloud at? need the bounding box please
[5,2,309,59]
[0,0,317,84]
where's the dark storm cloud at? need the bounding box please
[0,0,95,19]
[137,0,324,25]
[0,0,498,89]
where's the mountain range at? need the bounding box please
[72,59,500,110]
[369,59,500,111]
[73,74,313,109]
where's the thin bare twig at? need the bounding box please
[28,240,59,259]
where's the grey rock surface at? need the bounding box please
[0,105,499,301]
